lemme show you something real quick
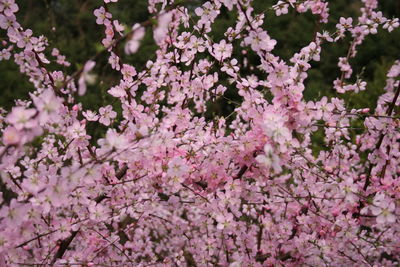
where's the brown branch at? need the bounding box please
[115,164,128,180]
[181,183,209,202]
[233,165,248,180]
[50,230,79,265]
[16,230,58,248]
[94,194,110,203]
[15,219,87,249]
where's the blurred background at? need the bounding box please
[0,0,399,116]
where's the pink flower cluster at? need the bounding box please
[0,0,399,266]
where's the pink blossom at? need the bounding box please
[167,157,189,178]
[121,64,137,81]
[125,24,145,54]
[221,0,237,11]
[0,0,18,17]
[0,14,19,30]
[99,105,117,126]
[31,89,63,124]
[273,1,289,16]
[108,84,127,98]
[82,110,99,121]
[93,7,111,25]
[370,194,396,224]
[2,126,20,145]
[244,29,277,52]
[6,107,36,130]
[153,11,173,45]
[0,1,399,266]
[383,18,399,32]
[78,60,96,96]
[255,144,282,173]
[215,212,234,230]
[98,129,128,152]
[211,39,233,61]
[0,47,11,60]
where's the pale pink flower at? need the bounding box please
[78,60,96,96]
[6,107,37,130]
[31,89,63,124]
[383,18,399,32]
[195,2,219,24]
[2,126,20,145]
[121,64,137,81]
[98,129,128,153]
[167,157,189,178]
[0,47,11,60]
[215,212,234,230]
[273,1,289,16]
[108,52,120,70]
[256,144,282,173]
[125,24,145,54]
[244,29,276,52]
[93,7,111,25]
[221,0,237,11]
[370,194,396,225]
[113,20,124,35]
[68,122,86,139]
[99,105,117,126]
[341,178,358,204]
[88,203,109,221]
[153,11,173,45]
[0,0,19,16]
[82,110,99,121]
[108,84,127,98]
[211,39,233,61]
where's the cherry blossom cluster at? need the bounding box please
[0,0,399,266]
